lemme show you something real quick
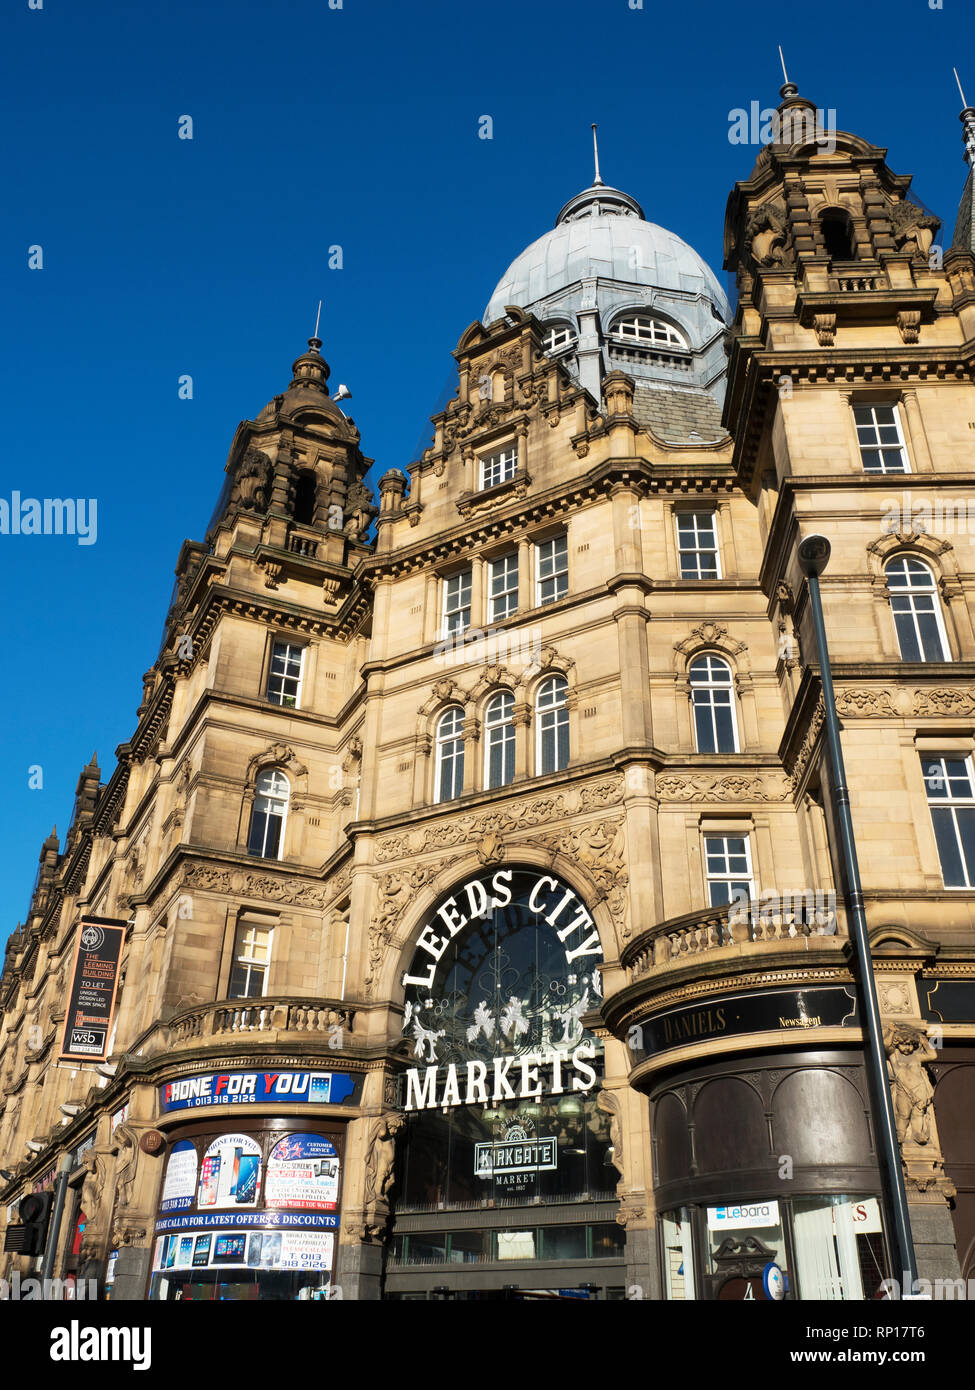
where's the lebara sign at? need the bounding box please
[160,1071,356,1113]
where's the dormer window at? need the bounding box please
[540,323,576,354]
[480,446,518,490]
[612,316,687,349]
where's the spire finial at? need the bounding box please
[777,45,798,100]
[955,69,975,167]
[955,67,968,109]
[314,298,322,340]
[778,45,789,85]
[591,123,603,187]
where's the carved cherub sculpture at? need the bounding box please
[884,1023,937,1146]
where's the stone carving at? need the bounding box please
[231,448,272,513]
[912,688,975,716]
[359,1112,406,1241]
[884,1024,937,1146]
[834,689,897,717]
[655,774,788,803]
[260,561,283,589]
[535,817,629,938]
[745,199,790,267]
[345,479,377,541]
[322,577,341,606]
[812,313,836,347]
[674,621,749,668]
[366,866,440,996]
[889,200,940,259]
[596,1090,625,1190]
[182,861,337,910]
[788,697,825,790]
[897,309,922,345]
[475,832,505,865]
[375,777,624,862]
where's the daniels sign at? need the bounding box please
[400,868,604,1113]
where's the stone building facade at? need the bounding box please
[2,83,975,1301]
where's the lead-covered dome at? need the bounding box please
[484,185,731,327]
[481,177,732,441]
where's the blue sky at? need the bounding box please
[0,0,971,938]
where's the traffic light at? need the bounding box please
[3,1191,54,1256]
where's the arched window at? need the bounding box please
[820,210,856,260]
[689,655,738,753]
[484,691,515,789]
[536,676,569,774]
[435,707,465,803]
[247,769,290,859]
[540,323,576,354]
[612,315,687,349]
[885,557,950,662]
[293,470,317,526]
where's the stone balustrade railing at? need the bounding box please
[168,997,357,1045]
[622,899,839,980]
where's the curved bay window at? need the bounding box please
[689,655,738,753]
[391,868,619,1296]
[435,707,465,803]
[247,769,289,859]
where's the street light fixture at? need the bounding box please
[797,534,920,1293]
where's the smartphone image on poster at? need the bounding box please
[164,1237,177,1269]
[192,1235,212,1267]
[234,1153,259,1204]
[199,1154,221,1207]
[229,1146,243,1196]
[309,1074,331,1104]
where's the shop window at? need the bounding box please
[704,834,754,906]
[792,1196,887,1299]
[854,404,908,473]
[228,921,273,999]
[488,552,519,622]
[689,655,738,753]
[536,675,569,774]
[661,1209,696,1300]
[247,769,289,859]
[484,691,515,789]
[536,534,568,606]
[434,707,465,803]
[922,756,975,888]
[540,1224,587,1260]
[676,511,719,578]
[886,557,949,661]
[266,641,304,708]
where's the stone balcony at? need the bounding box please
[150,996,360,1054]
[620,897,842,981]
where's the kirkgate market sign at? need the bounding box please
[400,868,604,1113]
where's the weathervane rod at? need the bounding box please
[778,45,789,86]
[955,67,969,109]
[314,299,322,339]
[591,123,603,186]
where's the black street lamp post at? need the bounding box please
[797,534,920,1294]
